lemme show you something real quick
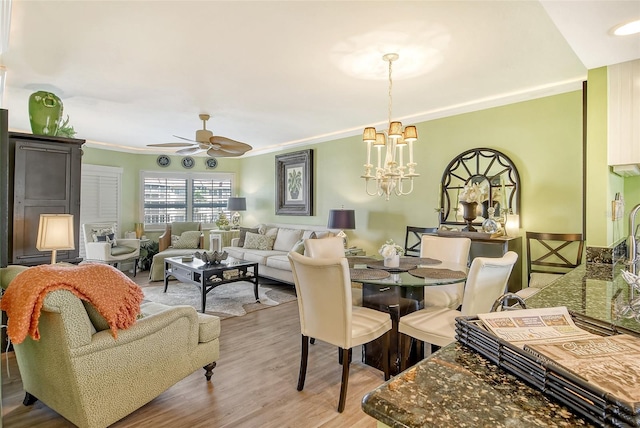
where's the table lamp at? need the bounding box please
[36,214,75,264]
[327,208,356,248]
[228,197,247,229]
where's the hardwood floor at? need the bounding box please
[1,273,384,427]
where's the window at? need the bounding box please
[80,164,123,257]
[141,171,234,230]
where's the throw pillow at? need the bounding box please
[243,232,275,251]
[290,238,305,255]
[264,227,279,238]
[173,230,202,249]
[238,227,259,247]
[302,231,317,240]
[92,227,117,247]
[273,228,303,252]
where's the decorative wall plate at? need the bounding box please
[156,155,170,167]
[181,156,195,169]
[206,158,218,169]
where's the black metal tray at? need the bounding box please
[455,312,640,427]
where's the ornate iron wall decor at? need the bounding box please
[440,148,520,228]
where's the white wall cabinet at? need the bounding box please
[608,59,640,172]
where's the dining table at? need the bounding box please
[348,256,468,375]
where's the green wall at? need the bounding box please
[80,148,241,234]
[238,91,584,257]
[82,90,590,286]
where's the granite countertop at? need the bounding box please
[362,264,640,427]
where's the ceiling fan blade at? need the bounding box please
[147,142,195,148]
[172,135,198,143]
[176,147,205,155]
[207,147,238,157]
[210,136,253,153]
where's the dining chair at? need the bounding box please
[304,237,363,306]
[516,232,584,299]
[398,251,518,370]
[288,251,391,413]
[420,235,471,310]
[404,226,438,257]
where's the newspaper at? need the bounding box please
[524,334,640,412]
[477,306,598,347]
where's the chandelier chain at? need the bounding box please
[387,58,393,126]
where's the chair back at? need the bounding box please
[288,252,353,348]
[82,222,118,245]
[404,226,438,257]
[526,232,584,281]
[304,237,345,258]
[420,235,471,265]
[460,251,518,316]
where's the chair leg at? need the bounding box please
[203,362,216,381]
[133,258,138,277]
[400,333,411,372]
[23,392,38,406]
[310,337,315,345]
[338,347,351,413]
[297,335,309,391]
[338,347,352,365]
[382,331,390,381]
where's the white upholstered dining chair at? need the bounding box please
[399,251,518,370]
[420,235,471,309]
[288,251,391,413]
[304,237,363,306]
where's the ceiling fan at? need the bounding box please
[147,114,252,157]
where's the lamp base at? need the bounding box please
[336,230,348,249]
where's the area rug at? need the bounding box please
[141,281,297,319]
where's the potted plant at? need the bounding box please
[379,239,404,267]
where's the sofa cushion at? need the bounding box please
[314,231,335,239]
[91,226,117,247]
[291,238,305,255]
[241,249,283,264]
[224,246,245,259]
[273,228,303,252]
[243,232,275,251]
[238,227,259,247]
[265,254,292,271]
[173,230,202,249]
[110,245,137,256]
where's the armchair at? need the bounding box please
[150,222,205,281]
[82,223,141,276]
[1,265,220,428]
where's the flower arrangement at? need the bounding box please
[215,211,230,230]
[459,182,488,204]
[378,239,404,259]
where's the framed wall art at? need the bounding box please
[275,149,313,216]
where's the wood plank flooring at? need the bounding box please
[1,273,384,427]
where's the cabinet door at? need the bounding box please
[12,138,81,264]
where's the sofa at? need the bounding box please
[222,223,336,284]
[0,264,220,428]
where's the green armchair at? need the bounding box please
[150,222,205,281]
[1,265,220,428]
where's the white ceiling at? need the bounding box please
[2,1,639,157]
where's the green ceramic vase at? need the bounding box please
[28,91,63,136]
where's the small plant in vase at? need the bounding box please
[458,182,488,232]
[379,239,404,267]
[215,211,231,230]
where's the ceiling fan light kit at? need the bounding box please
[147,114,252,158]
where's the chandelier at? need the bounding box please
[361,53,419,200]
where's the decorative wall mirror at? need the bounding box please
[439,148,520,229]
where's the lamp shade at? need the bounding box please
[36,214,75,251]
[327,209,355,230]
[227,197,246,211]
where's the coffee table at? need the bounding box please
[164,256,259,313]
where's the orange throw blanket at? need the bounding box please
[1,263,143,344]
